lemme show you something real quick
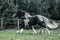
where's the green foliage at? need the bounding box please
[0,0,60,20]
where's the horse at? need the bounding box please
[12,10,59,35]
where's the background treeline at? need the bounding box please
[0,0,60,29]
[0,0,60,20]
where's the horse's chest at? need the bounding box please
[24,19,29,25]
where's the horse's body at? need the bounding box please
[12,10,59,35]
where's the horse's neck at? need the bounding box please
[25,13,32,19]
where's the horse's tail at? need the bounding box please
[43,17,59,29]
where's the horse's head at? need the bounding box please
[12,10,25,19]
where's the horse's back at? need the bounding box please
[28,16,44,25]
[35,15,44,21]
[28,16,37,25]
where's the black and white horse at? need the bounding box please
[12,10,59,35]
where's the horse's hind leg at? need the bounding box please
[44,28,50,35]
[38,21,50,35]
[30,25,37,34]
[43,22,50,35]
[39,27,44,34]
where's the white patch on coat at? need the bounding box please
[36,15,44,21]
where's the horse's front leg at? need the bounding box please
[18,21,25,33]
[20,28,24,33]
[17,25,24,33]
[31,25,37,34]
[17,28,24,33]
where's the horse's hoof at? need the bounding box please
[32,32,37,34]
[16,31,20,34]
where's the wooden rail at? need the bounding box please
[0,18,21,30]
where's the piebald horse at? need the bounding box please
[12,10,59,35]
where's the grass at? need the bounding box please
[0,29,60,40]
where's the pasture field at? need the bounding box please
[0,29,60,40]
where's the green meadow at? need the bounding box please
[0,29,60,40]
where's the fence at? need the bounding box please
[0,18,21,30]
[0,18,60,30]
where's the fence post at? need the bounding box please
[17,19,19,30]
[1,18,3,30]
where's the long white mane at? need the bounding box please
[42,16,59,29]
